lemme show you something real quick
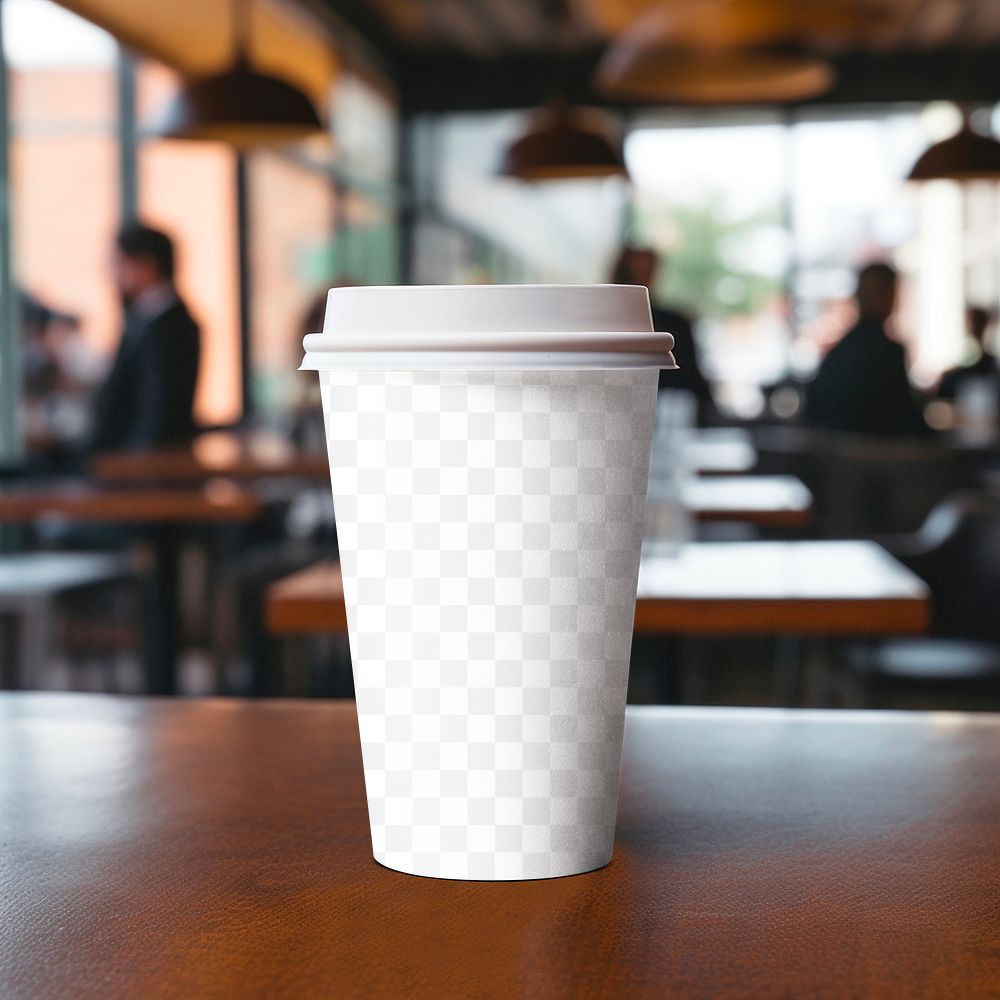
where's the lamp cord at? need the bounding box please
[232,0,251,65]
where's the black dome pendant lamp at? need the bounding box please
[498,103,628,182]
[151,0,323,146]
[908,109,1000,182]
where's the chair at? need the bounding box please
[815,437,969,538]
[839,492,1000,709]
[0,552,133,689]
[752,428,972,538]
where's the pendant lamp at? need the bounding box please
[631,0,893,52]
[908,113,1000,182]
[594,3,836,104]
[596,47,834,104]
[150,0,323,146]
[498,104,628,181]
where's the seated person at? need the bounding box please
[937,306,997,401]
[804,262,929,436]
[611,245,717,425]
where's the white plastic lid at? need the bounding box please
[300,284,677,370]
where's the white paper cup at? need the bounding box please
[302,285,675,880]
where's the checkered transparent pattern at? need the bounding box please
[319,369,658,879]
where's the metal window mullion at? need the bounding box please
[0,0,19,458]
[236,152,252,420]
[117,47,137,223]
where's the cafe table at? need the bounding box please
[683,426,756,476]
[265,541,928,639]
[2,693,996,999]
[91,430,329,483]
[678,474,812,528]
[92,428,758,484]
[0,482,261,695]
[266,542,927,705]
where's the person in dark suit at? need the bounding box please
[611,246,717,425]
[88,224,200,453]
[804,262,929,436]
[937,306,997,400]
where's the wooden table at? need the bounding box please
[634,540,928,634]
[91,431,329,483]
[679,474,812,527]
[266,542,928,638]
[0,481,261,522]
[92,428,757,484]
[2,694,996,999]
[684,427,756,476]
[0,483,261,694]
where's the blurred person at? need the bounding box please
[936,306,998,401]
[20,291,103,464]
[21,291,57,396]
[803,262,930,436]
[286,283,360,451]
[88,223,200,453]
[287,292,330,453]
[611,245,717,425]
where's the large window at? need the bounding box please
[421,105,994,419]
[626,106,988,416]
[247,149,336,416]
[627,113,790,415]
[246,72,403,419]
[136,61,242,427]
[339,185,399,286]
[785,107,957,383]
[0,5,401,446]
[4,0,119,451]
[333,73,400,287]
[420,111,629,284]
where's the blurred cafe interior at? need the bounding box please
[1,0,1000,709]
[6,2,1000,996]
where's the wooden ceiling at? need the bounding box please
[61,0,341,106]
[366,0,1000,54]
[319,0,1000,111]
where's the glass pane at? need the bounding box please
[429,111,628,284]
[247,150,336,417]
[333,74,396,182]
[626,117,790,417]
[788,109,934,378]
[4,0,118,453]
[136,61,242,427]
[341,187,399,287]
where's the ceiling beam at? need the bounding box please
[314,0,408,79]
[396,47,1000,114]
[423,0,503,57]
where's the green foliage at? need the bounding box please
[635,198,784,319]
[302,220,400,287]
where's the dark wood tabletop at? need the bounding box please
[266,542,929,637]
[2,695,997,998]
[91,429,757,484]
[91,431,330,484]
[266,559,349,635]
[0,481,262,523]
